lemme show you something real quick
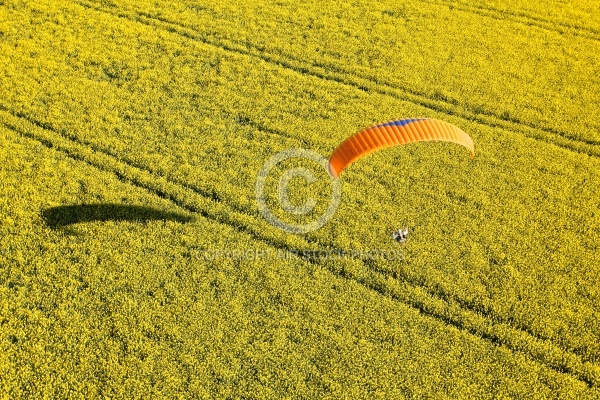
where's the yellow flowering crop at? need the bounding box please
[0,0,599,397]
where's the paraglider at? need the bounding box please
[326,118,474,243]
[328,118,474,178]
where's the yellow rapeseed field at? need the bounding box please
[1,0,599,398]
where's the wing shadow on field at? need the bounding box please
[42,204,194,230]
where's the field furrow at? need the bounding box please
[3,99,600,387]
[68,0,600,159]
[70,0,600,144]
[423,0,600,41]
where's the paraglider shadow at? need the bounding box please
[42,204,194,231]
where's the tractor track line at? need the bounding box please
[3,100,599,367]
[2,109,599,388]
[70,0,600,159]
[423,0,600,42]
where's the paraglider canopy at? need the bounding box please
[328,118,474,178]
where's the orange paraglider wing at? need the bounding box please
[328,118,474,178]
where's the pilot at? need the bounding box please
[392,227,409,243]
